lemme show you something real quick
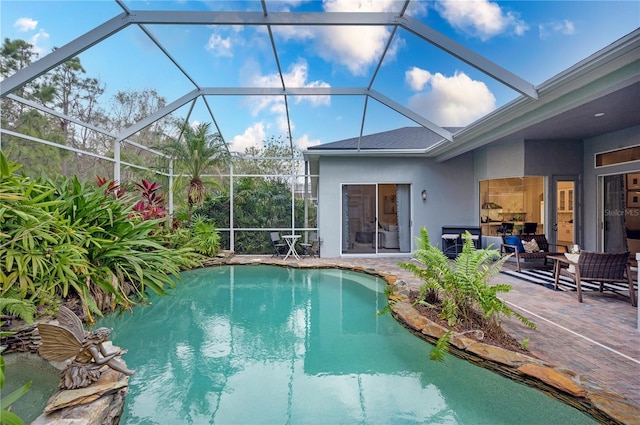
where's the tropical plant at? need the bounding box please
[0,297,35,325]
[189,215,220,257]
[50,176,201,319]
[0,151,202,322]
[131,178,166,221]
[167,215,220,257]
[158,122,229,225]
[398,227,535,361]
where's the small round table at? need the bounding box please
[282,235,301,260]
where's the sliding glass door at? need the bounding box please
[341,183,411,254]
[601,173,640,263]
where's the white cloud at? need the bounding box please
[316,0,402,75]
[13,18,49,56]
[405,67,432,91]
[29,30,50,56]
[407,70,495,126]
[14,17,37,32]
[205,32,234,57]
[539,20,576,39]
[244,60,330,129]
[294,133,321,150]
[270,0,413,76]
[228,122,266,153]
[436,0,528,41]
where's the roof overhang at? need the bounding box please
[303,148,434,161]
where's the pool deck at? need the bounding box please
[216,255,640,423]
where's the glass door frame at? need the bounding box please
[550,175,581,249]
[597,170,640,253]
[340,183,412,256]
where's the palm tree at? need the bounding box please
[162,122,229,225]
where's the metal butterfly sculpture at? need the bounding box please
[38,306,136,390]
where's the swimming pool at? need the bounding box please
[97,265,597,424]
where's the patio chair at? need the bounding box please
[299,232,318,258]
[559,251,637,306]
[496,222,514,236]
[270,232,287,258]
[521,222,537,235]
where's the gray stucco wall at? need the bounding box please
[524,140,584,176]
[474,140,525,180]
[317,153,476,257]
[583,125,640,250]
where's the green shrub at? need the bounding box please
[399,227,535,360]
[0,151,202,322]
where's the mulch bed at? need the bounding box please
[408,290,530,355]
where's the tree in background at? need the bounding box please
[0,38,66,178]
[1,39,177,184]
[107,88,173,185]
[235,135,301,178]
[193,135,316,254]
[158,122,229,225]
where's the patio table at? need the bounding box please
[547,254,576,290]
[282,235,301,260]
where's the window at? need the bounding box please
[596,145,640,167]
[479,177,544,236]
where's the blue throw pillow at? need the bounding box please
[504,235,524,253]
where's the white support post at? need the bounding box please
[229,162,234,252]
[113,140,121,184]
[290,160,295,235]
[168,159,174,216]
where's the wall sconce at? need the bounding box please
[421,190,427,201]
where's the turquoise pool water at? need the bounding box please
[97,265,596,425]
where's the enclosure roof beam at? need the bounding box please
[199,87,366,96]
[116,89,200,142]
[401,15,537,99]
[126,11,400,26]
[368,90,453,141]
[0,13,130,96]
[6,94,118,138]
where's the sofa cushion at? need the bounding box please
[523,239,540,253]
[530,234,550,251]
[504,235,525,253]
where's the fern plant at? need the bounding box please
[399,227,535,360]
[0,296,35,324]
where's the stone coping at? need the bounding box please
[6,255,639,425]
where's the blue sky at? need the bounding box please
[1,1,639,153]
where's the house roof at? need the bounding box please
[307,126,463,152]
[305,28,640,162]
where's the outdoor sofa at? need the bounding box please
[500,234,568,272]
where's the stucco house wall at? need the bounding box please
[317,153,475,257]
[474,141,525,180]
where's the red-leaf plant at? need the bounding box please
[132,179,166,221]
[96,176,126,199]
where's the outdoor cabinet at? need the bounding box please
[441,226,482,258]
